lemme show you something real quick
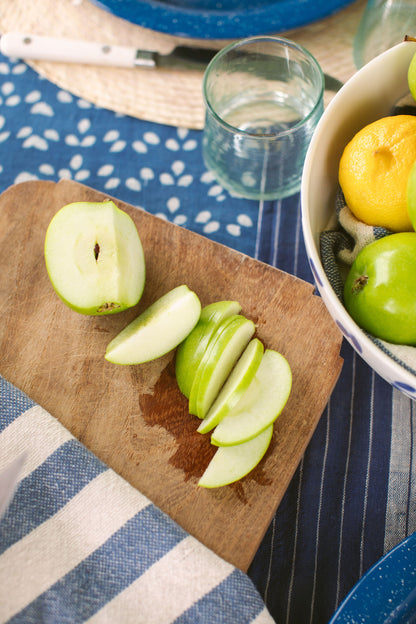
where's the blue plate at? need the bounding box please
[90,0,355,39]
[329,532,416,623]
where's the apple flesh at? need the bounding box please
[105,285,201,364]
[198,425,273,488]
[175,300,241,398]
[197,338,264,434]
[188,314,256,418]
[211,349,292,447]
[44,200,145,315]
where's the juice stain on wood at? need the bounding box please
[139,359,216,481]
[139,358,274,492]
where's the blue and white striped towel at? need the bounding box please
[0,376,274,624]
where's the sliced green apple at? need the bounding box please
[198,425,273,488]
[188,314,256,418]
[175,300,241,398]
[211,349,292,447]
[105,285,201,365]
[197,338,264,434]
[44,200,145,315]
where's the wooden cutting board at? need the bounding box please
[0,180,343,571]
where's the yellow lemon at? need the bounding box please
[339,115,416,232]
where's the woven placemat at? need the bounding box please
[0,0,365,129]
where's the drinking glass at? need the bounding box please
[354,0,416,69]
[202,36,324,201]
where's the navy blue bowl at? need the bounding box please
[90,0,355,39]
[330,532,416,623]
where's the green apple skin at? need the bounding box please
[197,338,264,435]
[188,314,256,418]
[408,51,416,103]
[211,349,292,447]
[175,300,241,398]
[198,425,273,488]
[44,200,145,315]
[344,233,416,345]
[407,159,416,231]
[105,285,201,365]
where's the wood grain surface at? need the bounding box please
[0,180,343,571]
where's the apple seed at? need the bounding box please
[97,302,121,313]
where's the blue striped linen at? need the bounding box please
[0,376,275,624]
[248,195,416,623]
[1,51,416,623]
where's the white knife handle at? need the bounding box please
[0,32,138,68]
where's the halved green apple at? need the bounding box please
[211,349,292,446]
[175,300,241,398]
[198,425,273,488]
[197,338,264,434]
[44,200,145,315]
[105,285,201,365]
[188,314,256,418]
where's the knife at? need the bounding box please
[0,453,26,520]
[0,32,219,71]
[0,32,344,91]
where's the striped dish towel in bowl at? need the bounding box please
[320,190,416,377]
[0,376,274,624]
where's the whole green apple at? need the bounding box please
[45,200,145,315]
[344,233,416,344]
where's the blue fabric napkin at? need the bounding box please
[0,375,275,624]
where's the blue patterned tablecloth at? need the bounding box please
[0,53,415,624]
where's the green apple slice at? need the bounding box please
[189,314,256,418]
[175,300,241,398]
[211,349,292,447]
[44,200,145,315]
[198,425,273,488]
[105,285,201,365]
[197,338,264,434]
[189,314,243,415]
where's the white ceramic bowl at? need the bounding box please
[301,41,416,399]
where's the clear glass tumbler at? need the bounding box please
[353,0,416,69]
[202,36,324,201]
